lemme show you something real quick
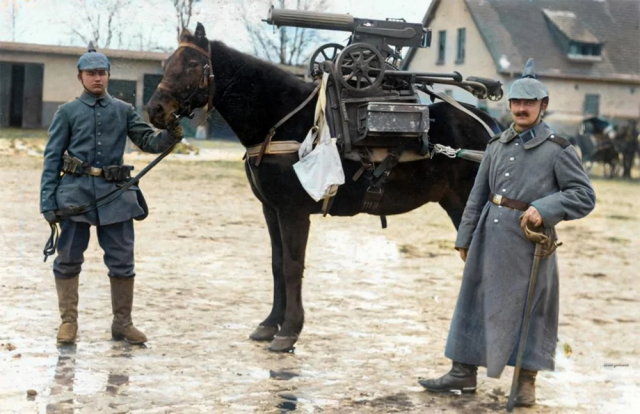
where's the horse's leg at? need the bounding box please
[438,187,470,231]
[268,209,310,352]
[249,204,286,342]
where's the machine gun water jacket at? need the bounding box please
[40,92,178,225]
[446,121,596,378]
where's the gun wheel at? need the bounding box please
[336,43,385,91]
[308,43,344,79]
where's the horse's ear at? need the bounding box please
[193,22,209,50]
[195,22,206,39]
[179,28,193,43]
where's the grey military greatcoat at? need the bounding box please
[445,121,596,378]
[40,92,177,225]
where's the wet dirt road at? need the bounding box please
[1,145,638,413]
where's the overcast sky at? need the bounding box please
[0,0,431,58]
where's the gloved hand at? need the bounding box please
[43,210,60,224]
[167,119,184,142]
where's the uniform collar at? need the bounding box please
[499,121,555,149]
[79,91,112,107]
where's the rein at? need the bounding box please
[43,143,177,261]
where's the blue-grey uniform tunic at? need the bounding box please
[40,91,177,278]
[445,121,596,378]
[40,91,176,225]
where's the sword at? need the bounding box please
[506,242,544,412]
[506,219,560,412]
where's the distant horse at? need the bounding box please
[574,116,620,178]
[614,120,639,180]
[147,24,501,352]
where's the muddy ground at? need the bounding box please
[0,140,638,413]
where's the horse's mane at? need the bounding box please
[210,40,314,96]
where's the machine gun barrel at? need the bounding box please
[264,6,355,32]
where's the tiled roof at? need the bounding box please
[405,0,640,83]
[465,0,640,82]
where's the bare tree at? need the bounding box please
[1,0,19,41]
[241,0,329,66]
[62,0,132,49]
[172,0,196,43]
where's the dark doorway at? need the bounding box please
[0,62,44,129]
[143,74,163,106]
[109,79,137,106]
[9,64,25,127]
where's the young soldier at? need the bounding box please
[418,59,596,406]
[40,43,183,345]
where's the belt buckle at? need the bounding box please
[90,167,102,177]
[492,194,503,205]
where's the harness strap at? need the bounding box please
[255,83,322,166]
[431,90,496,137]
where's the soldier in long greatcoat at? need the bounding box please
[40,44,183,345]
[418,59,596,407]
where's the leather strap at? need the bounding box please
[489,193,529,211]
[255,83,321,166]
[432,90,496,137]
[246,140,301,157]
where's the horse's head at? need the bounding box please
[148,23,215,129]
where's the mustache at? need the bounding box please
[515,111,529,117]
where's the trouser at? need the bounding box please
[53,219,135,279]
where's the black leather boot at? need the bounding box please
[418,362,478,394]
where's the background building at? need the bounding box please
[0,41,168,129]
[404,0,640,135]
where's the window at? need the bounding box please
[437,30,446,64]
[569,42,602,57]
[456,28,466,63]
[584,94,600,116]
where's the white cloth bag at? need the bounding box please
[293,73,345,202]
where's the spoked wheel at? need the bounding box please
[308,43,344,79]
[336,43,386,92]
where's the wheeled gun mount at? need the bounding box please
[264,6,432,50]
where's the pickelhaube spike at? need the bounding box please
[87,41,96,53]
[522,58,536,79]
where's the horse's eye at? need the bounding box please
[188,61,199,68]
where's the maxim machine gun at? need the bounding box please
[265,7,504,156]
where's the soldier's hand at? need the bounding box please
[522,206,543,228]
[167,119,184,142]
[458,248,468,262]
[43,210,59,224]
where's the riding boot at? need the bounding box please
[515,369,537,407]
[55,276,79,344]
[418,361,478,394]
[110,277,147,344]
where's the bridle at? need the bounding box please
[157,42,215,120]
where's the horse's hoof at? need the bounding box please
[249,325,279,342]
[268,335,297,352]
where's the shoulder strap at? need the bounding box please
[488,133,502,145]
[548,135,570,148]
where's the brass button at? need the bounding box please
[505,173,510,177]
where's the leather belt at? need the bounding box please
[489,193,529,211]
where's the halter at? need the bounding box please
[157,42,215,120]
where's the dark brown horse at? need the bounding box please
[147,24,501,352]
